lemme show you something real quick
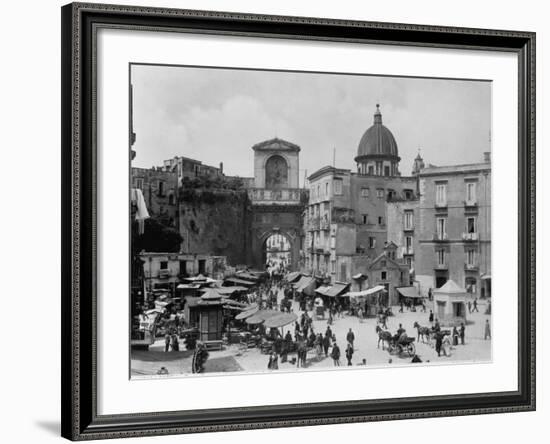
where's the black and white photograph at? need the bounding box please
[130,65,492,377]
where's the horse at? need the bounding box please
[376,325,392,350]
[377,313,388,329]
[413,321,432,344]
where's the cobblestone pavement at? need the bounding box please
[131,287,491,377]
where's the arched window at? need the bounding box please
[265,155,288,189]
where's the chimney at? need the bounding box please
[219,162,224,174]
[483,152,491,163]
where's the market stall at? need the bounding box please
[396,286,425,308]
[345,285,387,316]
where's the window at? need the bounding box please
[134,178,144,189]
[361,187,369,197]
[381,260,387,267]
[466,182,477,204]
[467,217,476,233]
[381,271,387,280]
[406,236,413,251]
[331,260,336,273]
[333,179,343,195]
[369,237,376,249]
[387,189,395,200]
[325,182,329,196]
[368,165,374,175]
[437,250,445,266]
[466,249,476,266]
[362,214,368,224]
[404,189,413,200]
[376,188,384,199]
[465,277,477,293]
[435,183,447,206]
[436,217,447,239]
[378,216,384,225]
[404,210,413,230]
[317,185,320,198]
[384,166,390,176]
[179,260,187,276]
[160,261,168,270]
[158,180,165,196]
[168,193,174,205]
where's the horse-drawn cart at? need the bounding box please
[388,335,416,357]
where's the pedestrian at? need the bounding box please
[452,326,459,346]
[346,328,355,348]
[467,300,472,313]
[435,332,443,357]
[428,310,434,324]
[399,301,404,313]
[472,298,479,312]
[164,333,171,352]
[442,335,451,356]
[396,323,405,337]
[345,342,354,366]
[325,325,333,340]
[433,319,441,333]
[460,322,466,345]
[484,319,491,339]
[171,333,179,351]
[421,299,426,313]
[428,287,433,301]
[331,342,341,366]
[268,352,279,370]
[322,332,331,357]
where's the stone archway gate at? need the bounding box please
[247,188,307,271]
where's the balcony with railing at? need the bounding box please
[432,232,449,242]
[465,262,479,271]
[247,188,305,205]
[307,216,320,231]
[158,269,172,279]
[462,232,479,241]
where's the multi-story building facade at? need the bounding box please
[414,156,491,299]
[131,167,179,227]
[139,252,228,296]
[387,152,491,299]
[161,155,224,186]
[303,105,418,283]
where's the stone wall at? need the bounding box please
[178,188,251,266]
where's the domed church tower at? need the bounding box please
[355,104,400,177]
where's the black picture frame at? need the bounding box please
[61,2,536,440]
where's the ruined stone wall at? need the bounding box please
[178,188,251,266]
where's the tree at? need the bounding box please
[133,217,182,253]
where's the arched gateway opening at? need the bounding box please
[263,232,292,273]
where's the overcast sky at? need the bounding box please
[131,64,491,184]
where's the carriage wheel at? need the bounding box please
[407,343,416,357]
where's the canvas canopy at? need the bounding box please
[236,272,260,281]
[396,286,423,299]
[263,313,298,328]
[293,276,316,293]
[224,277,256,286]
[234,307,259,320]
[345,285,387,298]
[245,309,280,324]
[215,286,248,295]
[284,271,301,283]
